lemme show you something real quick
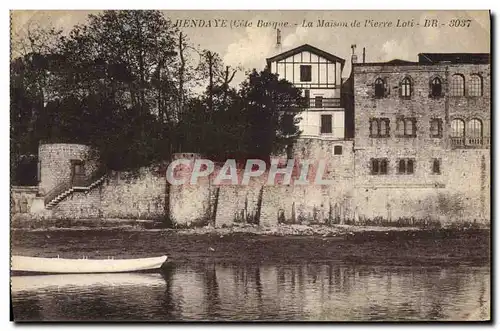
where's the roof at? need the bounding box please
[385,59,418,65]
[354,53,490,67]
[418,53,490,64]
[266,44,345,68]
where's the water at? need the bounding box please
[11,263,490,321]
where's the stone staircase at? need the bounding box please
[44,174,107,210]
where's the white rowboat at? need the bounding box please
[11,255,168,274]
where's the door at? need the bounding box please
[71,160,85,186]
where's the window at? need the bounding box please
[430,118,443,138]
[334,145,342,155]
[451,119,465,137]
[468,119,482,138]
[400,77,412,98]
[398,158,415,174]
[467,118,483,146]
[469,75,482,97]
[315,96,323,108]
[432,159,441,175]
[396,117,417,137]
[430,77,442,97]
[374,78,386,98]
[369,118,390,138]
[371,158,388,175]
[71,160,85,175]
[450,74,465,96]
[398,159,406,174]
[451,119,465,146]
[320,115,332,134]
[300,65,312,82]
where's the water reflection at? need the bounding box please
[11,263,490,321]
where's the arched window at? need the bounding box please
[430,77,442,97]
[468,119,483,137]
[451,119,465,147]
[450,74,465,96]
[451,119,465,137]
[401,77,412,97]
[469,75,483,97]
[374,78,385,98]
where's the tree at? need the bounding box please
[10,10,304,179]
[45,10,182,170]
[10,24,62,185]
[238,69,303,161]
[177,68,303,163]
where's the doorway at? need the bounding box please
[70,160,85,186]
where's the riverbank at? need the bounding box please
[11,225,490,267]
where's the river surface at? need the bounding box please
[11,262,490,321]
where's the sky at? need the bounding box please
[11,10,490,84]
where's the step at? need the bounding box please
[45,175,107,209]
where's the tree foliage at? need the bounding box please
[11,10,304,182]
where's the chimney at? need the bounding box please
[276,29,282,51]
[363,47,366,63]
[351,44,357,64]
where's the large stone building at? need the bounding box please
[352,52,490,222]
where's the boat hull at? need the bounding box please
[11,255,168,274]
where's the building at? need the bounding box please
[352,52,490,221]
[266,44,353,139]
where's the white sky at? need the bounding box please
[11,10,490,84]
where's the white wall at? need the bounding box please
[299,110,345,139]
[269,49,346,139]
[303,88,340,101]
[270,51,341,88]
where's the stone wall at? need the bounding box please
[38,143,99,195]
[11,186,38,214]
[48,164,167,221]
[168,153,213,227]
[215,170,264,228]
[52,188,102,219]
[101,165,167,220]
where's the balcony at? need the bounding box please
[301,97,341,108]
[450,136,490,149]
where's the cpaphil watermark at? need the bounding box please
[166,158,335,186]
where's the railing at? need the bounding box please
[44,181,72,205]
[450,136,490,148]
[43,167,107,205]
[74,167,107,188]
[301,97,341,108]
[467,137,483,146]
